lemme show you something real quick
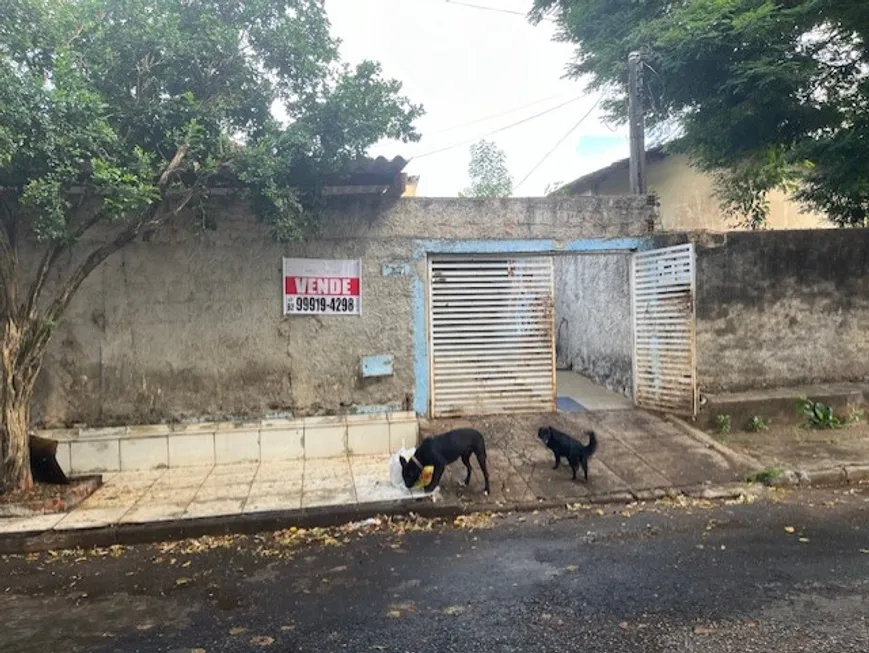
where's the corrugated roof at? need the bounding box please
[553,146,667,195]
[320,156,409,188]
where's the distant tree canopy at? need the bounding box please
[0,0,422,491]
[460,140,513,198]
[531,0,869,228]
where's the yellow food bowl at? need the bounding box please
[414,465,434,489]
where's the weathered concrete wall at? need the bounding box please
[554,254,632,397]
[655,229,869,393]
[33,196,657,426]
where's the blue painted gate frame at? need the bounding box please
[410,237,655,416]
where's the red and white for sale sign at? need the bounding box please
[283,258,361,316]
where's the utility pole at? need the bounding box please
[628,51,647,195]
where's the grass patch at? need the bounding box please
[746,416,770,433]
[747,466,785,486]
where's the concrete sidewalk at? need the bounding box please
[0,408,761,550]
[424,409,758,504]
[0,455,429,536]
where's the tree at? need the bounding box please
[0,0,423,491]
[530,0,869,227]
[460,140,513,198]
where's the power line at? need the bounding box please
[444,0,526,16]
[385,0,554,21]
[513,95,603,192]
[411,94,587,161]
[427,92,575,137]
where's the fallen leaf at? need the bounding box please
[175,577,192,586]
[136,624,154,632]
[444,605,465,616]
[565,565,578,572]
[784,526,795,534]
[386,610,401,619]
[280,625,295,632]
[799,537,810,543]
[191,649,207,653]
[618,621,629,630]
[693,625,716,636]
[249,636,274,647]
[229,627,247,636]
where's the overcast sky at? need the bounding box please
[325,0,629,197]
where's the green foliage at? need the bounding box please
[746,416,770,433]
[714,413,731,435]
[531,0,869,227]
[797,398,843,430]
[747,466,784,486]
[0,0,423,245]
[460,140,513,198]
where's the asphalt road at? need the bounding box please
[2,487,869,653]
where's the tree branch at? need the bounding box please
[0,197,19,314]
[159,143,190,187]
[21,206,108,325]
[43,185,195,328]
[20,144,194,373]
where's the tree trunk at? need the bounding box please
[1,395,32,492]
[1,321,35,492]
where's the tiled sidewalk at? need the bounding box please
[0,455,428,535]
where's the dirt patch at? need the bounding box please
[714,422,869,471]
[0,475,102,518]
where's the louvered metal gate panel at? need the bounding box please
[429,256,556,417]
[631,244,697,416]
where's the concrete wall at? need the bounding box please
[554,254,632,397]
[583,154,829,232]
[654,229,869,393]
[32,196,658,427]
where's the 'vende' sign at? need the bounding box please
[283,258,361,316]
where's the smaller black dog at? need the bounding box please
[400,428,490,495]
[537,426,597,482]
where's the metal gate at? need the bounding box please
[631,243,697,416]
[429,256,556,417]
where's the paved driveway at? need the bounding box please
[421,409,755,504]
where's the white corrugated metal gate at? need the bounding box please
[429,256,556,417]
[631,243,697,416]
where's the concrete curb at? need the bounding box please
[766,464,869,488]
[663,415,766,471]
[0,483,759,555]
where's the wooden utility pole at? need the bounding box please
[628,51,647,195]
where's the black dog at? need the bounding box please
[537,426,597,482]
[400,428,490,495]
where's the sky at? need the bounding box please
[324,0,629,197]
